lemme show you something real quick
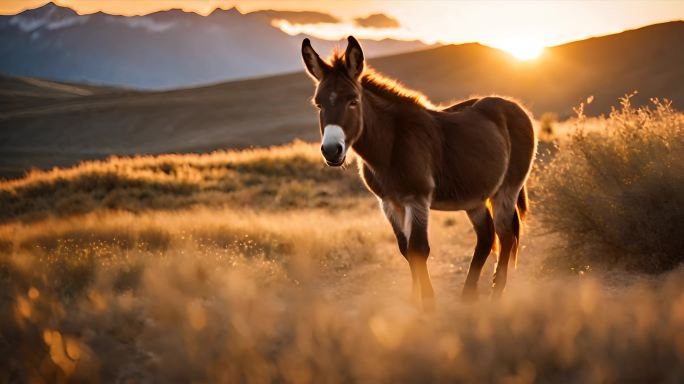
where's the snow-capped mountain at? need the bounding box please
[0,2,431,89]
[7,2,85,32]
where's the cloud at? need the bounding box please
[354,13,401,29]
[248,10,340,25]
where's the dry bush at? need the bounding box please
[0,140,367,222]
[539,112,558,139]
[537,97,684,272]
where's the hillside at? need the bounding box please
[1,21,683,178]
[0,73,126,112]
[369,21,684,115]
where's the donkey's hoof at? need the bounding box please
[490,287,505,300]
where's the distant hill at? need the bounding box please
[0,2,431,89]
[385,20,684,117]
[1,21,683,178]
[0,73,125,112]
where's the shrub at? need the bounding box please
[537,97,684,273]
[539,111,558,138]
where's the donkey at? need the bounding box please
[301,36,536,309]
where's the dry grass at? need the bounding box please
[0,207,392,382]
[2,206,684,383]
[0,140,368,222]
[537,97,684,273]
[2,120,684,382]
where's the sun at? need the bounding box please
[495,39,545,61]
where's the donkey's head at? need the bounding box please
[301,36,365,166]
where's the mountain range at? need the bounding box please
[0,2,430,89]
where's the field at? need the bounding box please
[2,103,684,383]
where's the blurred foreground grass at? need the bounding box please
[2,207,683,382]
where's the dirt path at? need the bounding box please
[315,211,548,310]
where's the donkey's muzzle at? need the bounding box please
[321,143,345,166]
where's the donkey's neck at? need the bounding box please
[351,91,396,170]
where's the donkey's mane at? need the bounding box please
[361,70,436,110]
[328,53,436,110]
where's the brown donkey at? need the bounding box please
[301,36,536,309]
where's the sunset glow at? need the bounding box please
[493,39,545,60]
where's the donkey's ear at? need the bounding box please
[344,36,365,79]
[301,38,328,81]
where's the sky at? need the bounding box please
[3,0,683,59]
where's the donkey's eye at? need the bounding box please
[349,99,359,107]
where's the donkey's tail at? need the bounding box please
[510,184,528,268]
[517,184,529,221]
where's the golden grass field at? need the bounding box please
[1,101,684,383]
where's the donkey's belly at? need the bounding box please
[430,175,502,211]
[430,197,484,212]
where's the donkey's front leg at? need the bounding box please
[382,199,418,304]
[381,199,408,258]
[405,196,435,311]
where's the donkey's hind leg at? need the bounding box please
[491,188,521,297]
[462,203,496,301]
